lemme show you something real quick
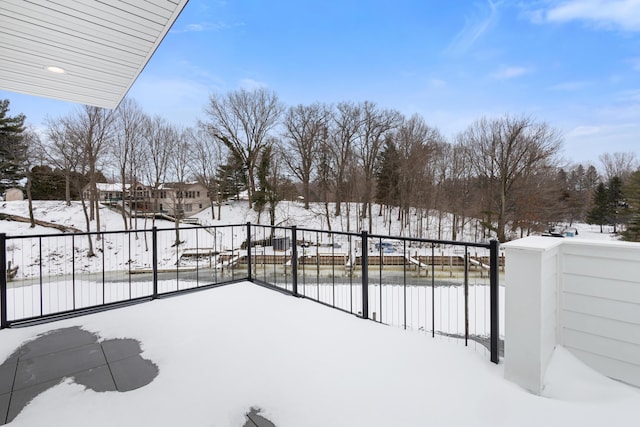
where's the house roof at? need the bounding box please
[158,181,202,189]
[96,183,130,192]
[0,0,189,109]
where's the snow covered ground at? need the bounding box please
[0,199,620,281]
[0,282,638,427]
[1,199,623,241]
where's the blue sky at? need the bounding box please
[2,0,640,165]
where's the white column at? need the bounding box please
[502,237,562,394]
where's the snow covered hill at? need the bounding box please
[0,199,620,242]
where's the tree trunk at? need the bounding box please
[303,180,310,209]
[120,180,128,230]
[324,201,332,231]
[247,167,255,208]
[498,185,507,242]
[65,173,71,206]
[94,195,102,241]
[80,195,95,257]
[26,174,35,228]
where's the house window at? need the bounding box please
[197,191,200,198]
[185,204,193,212]
[199,203,202,209]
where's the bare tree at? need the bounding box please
[393,115,440,235]
[443,142,476,241]
[45,107,113,255]
[169,127,192,246]
[111,98,146,230]
[355,101,402,231]
[64,105,115,240]
[44,118,82,206]
[328,101,362,217]
[141,115,175,230]
[316,136,334,231]
[191,126,225,221]
[21,128,42,227]
[203,88,283,207]
[459,115,562,242]
[282,103,331,209]
[599,152,637,182]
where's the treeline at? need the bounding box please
[1,92,639,242]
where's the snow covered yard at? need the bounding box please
[0,282,638,427]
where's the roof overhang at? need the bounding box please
[0,0,189,109]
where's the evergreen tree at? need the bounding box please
[621,170,640,242]
[0,99,27,192]
[375,139,400,207]
[586,182,609,233]
[216,152,247,201]
[253,146,270,216]
[30,165,66,200]
[606,176,625,233]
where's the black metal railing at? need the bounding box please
[1,222,501,363]
[0,224,248,327]
[245,223,501,363]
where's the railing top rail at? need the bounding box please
[3,222,495,249]
[292,225,494,249]
[3,223,245,240]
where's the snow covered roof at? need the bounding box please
[95,183,129,192]
[157,181,202,190]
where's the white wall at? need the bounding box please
[503,237,640,394]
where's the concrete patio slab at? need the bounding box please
[244,407,276,427]
[0,326,158,425]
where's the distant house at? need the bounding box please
[151,182,210,217]
[82,181,210,218]
[3,188,24,201]
[83,183,130,203]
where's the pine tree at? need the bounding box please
[375,139,400,207]
[607,176,625,233]
[0,99,27,193]
[621,170,640,242]
[586,182,609,233]
[216,152,247,201]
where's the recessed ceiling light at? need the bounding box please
[45,66,65,74]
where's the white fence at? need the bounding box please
[503,237,640,394]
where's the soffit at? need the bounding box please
[0,0,189,109]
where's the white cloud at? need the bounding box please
[128,76,213,125]
[185,23,205,32]
[238,78,268,90]
[567,125,601,137]
[543,0,640,32]
[446,0,501,55]
[491,65,530,79]
[429,78,447,88]
[548,80,592,91]
[171,21,241,34]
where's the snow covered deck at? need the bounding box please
[0,282,638,426]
